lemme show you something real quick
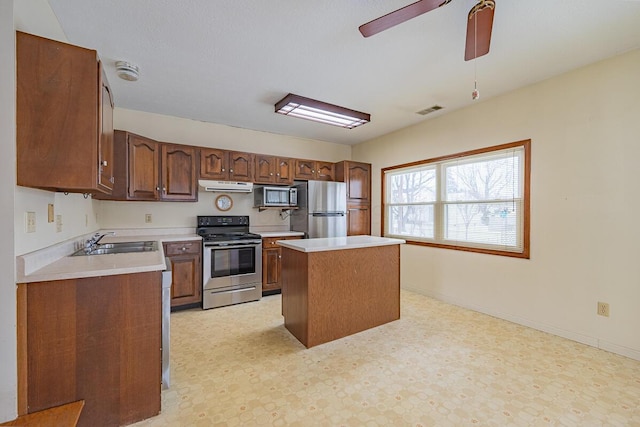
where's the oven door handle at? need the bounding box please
[204,242,261,250]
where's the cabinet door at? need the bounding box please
[200,148,229,180]
[97,65,114,193]
[275,158,294,184]
[164,242,202,308]
[347,204,371,236]
[254,155,276,184]
[346,162,370,202]
[315,161,335,181]
[262,247,281,292]
[294,159,316,180]
[161,144,197,201]
[17,32,106,195]
[229,151,254,181]
[127,135,160,200]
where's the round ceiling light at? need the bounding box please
[115,61,140,81]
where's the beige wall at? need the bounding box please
[353,49,640,360]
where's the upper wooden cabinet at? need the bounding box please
[100,131,197,201]
[254,155,294,185]
[335,161,371,202]
[294,159,335,181]
[335,161,372,236]
[16,31,114,195]
[200,148,254,182]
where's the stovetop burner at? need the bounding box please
[196,215,261,242]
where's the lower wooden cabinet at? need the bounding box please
[163,240,202,309]
[262,236,302,294]
[347,204,371,236]
[17,272,162,427]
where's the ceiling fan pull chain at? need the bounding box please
[472,7,480,100]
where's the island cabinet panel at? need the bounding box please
[281,244,400,348]
[163,241,202,308]
[17,272,162,427]
[17,31,114,195]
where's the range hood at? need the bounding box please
[198,180,253,193]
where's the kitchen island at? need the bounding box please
[278,236,405,348]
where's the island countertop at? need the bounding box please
[277,235,405,253]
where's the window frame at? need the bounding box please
[381,139,531,259]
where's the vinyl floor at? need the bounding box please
[132,290,640,426]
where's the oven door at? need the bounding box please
[203,241,262,291]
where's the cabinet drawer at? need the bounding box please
[262,236,302,248]
[163,241,201,256]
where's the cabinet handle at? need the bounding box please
[110,177,115,184]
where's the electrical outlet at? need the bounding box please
[145,213,152,223]
[56,215,63,233]
[25,211,36,233]
[597,302,610,317]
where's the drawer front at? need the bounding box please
[262,236,302,248]
[164,241,201,256]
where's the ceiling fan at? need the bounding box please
[359,0,496,61]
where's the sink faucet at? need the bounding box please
[85,231,116,250]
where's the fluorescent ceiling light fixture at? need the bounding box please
[275,93,370,129]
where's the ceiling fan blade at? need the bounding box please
[464,1,495,61]
[359,0,450,38]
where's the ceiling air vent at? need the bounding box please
[416,105,444,116]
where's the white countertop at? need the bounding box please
[257,231,305,238]
[277,235,405,253]
[17,232,201,283]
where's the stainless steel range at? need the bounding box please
[197,215,262,310]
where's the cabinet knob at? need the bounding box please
[270,172,273,176]
[101,160,108,166]
[156,186,160,191]
[229,169,234,173]
[222,168,225,172]
[181,247,187,251]
[276,173,280,177]
[162,187,166,192]
[278,255,282,259]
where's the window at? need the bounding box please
[383,140,530,258]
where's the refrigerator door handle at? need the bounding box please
[311,212,345,217]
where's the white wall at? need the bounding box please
[353,49,640,360]
[100,109,352,231]
[0,0,17,420]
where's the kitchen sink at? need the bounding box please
[71,240,158,256]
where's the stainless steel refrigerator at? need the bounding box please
[291,180,347,238]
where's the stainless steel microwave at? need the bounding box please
[254,186,297,207]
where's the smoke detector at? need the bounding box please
[115,61,140,81]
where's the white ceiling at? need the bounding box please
[40,0,640,145]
